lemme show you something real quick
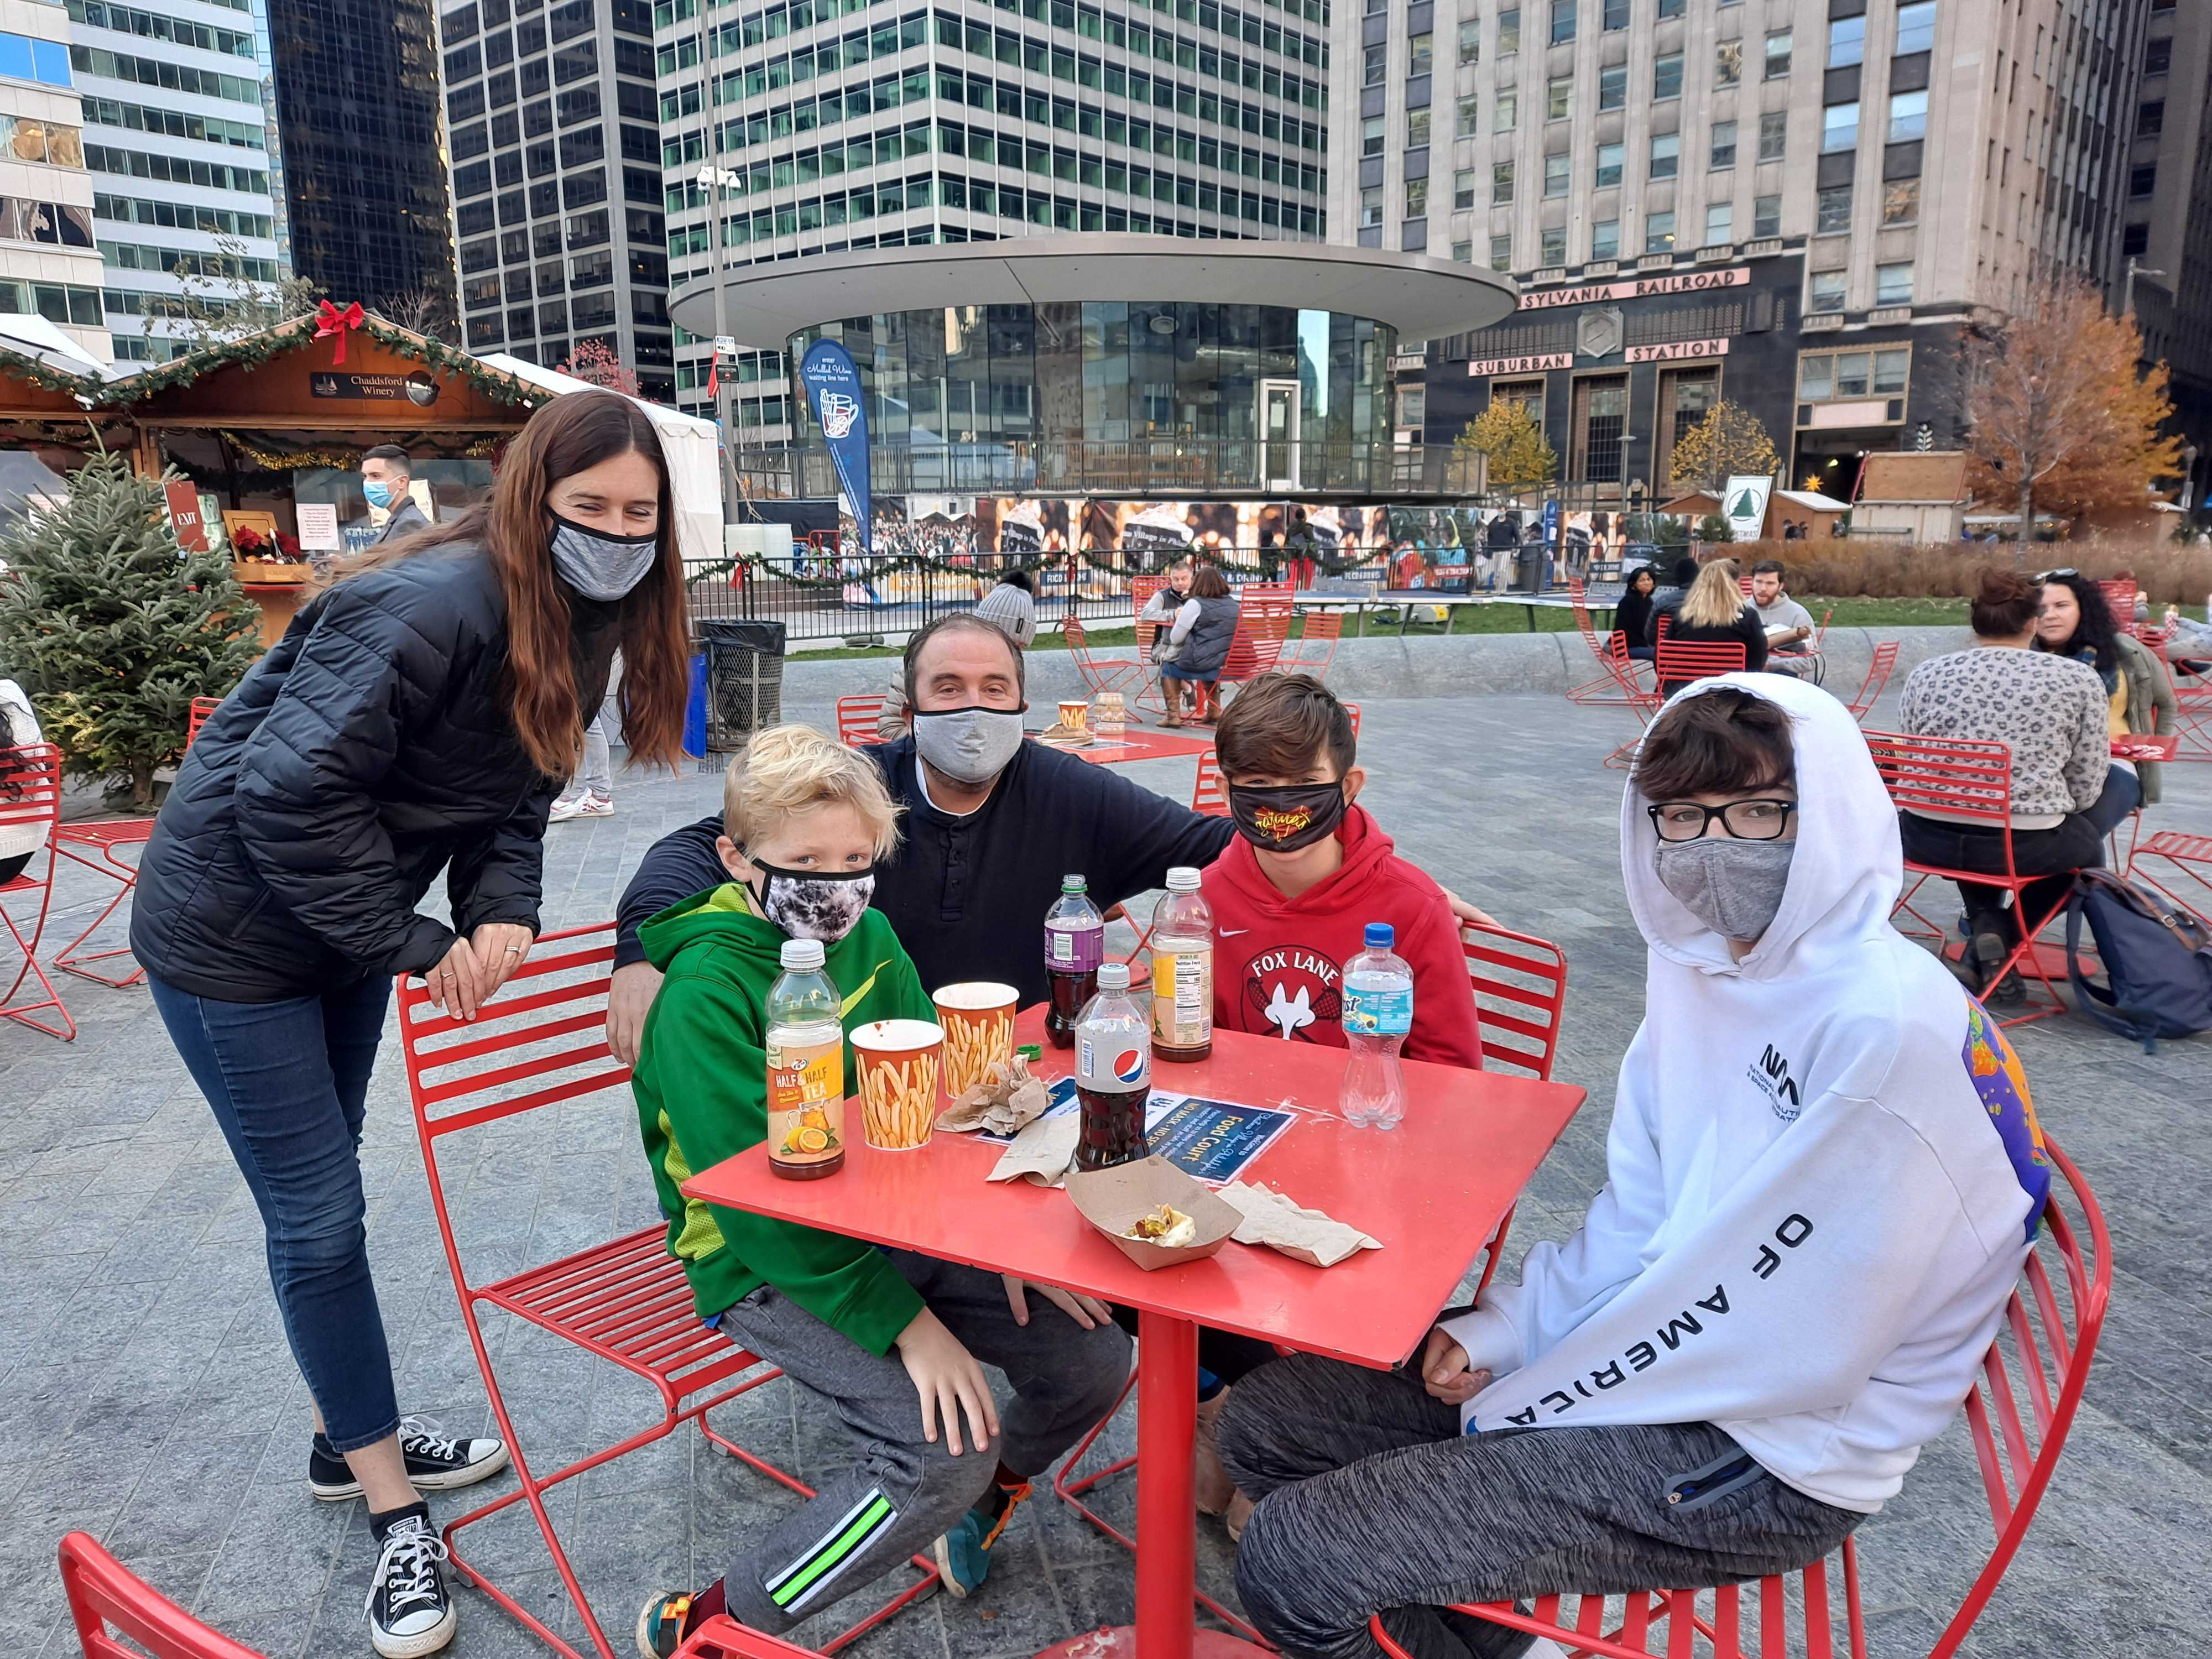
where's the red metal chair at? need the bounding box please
[0,743,72,1040]
[1460,922,1568,1298]
[1842,640,1902,723]
[1864,732,2073,1027]
[59,1532,264,1659]
[50,694,224,988]
[834,692,890,747]
[1655,639,1748,693]
[2126,830,2212,928]
[1061,614,1146,701]
[1282,608,1344,680]
[395,922,935,1659]
[1218,591,1297,692]
[1371,1133,2108,1659]
[2153,634,2212,760]
[2098,578,2137,633]
[1567,578,1647,707]
[1130,573,1172,714]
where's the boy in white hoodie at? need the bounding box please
[1218,675,2053,1659]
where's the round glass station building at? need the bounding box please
[669,236,1518,505]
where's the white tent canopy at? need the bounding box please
[476,354,723,565]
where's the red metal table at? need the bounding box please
[1035,727,1217,765]
[683,1006,1584,1659]
[2111,734,2179,762]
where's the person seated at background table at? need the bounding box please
[1610,565,1659,662]
[1216,676,2052,1659]
[632,725,1130,1653]
[2031,569,2173,811]
[1749,560,1817,677]
[874,572,1036,741]
[2160,603,2212,676]
[1160,562,1241,727]
[1642,555,1700,645]
[1139,555,1197,629]
[1655,559,1767,695]
[1897,568,2133,1006]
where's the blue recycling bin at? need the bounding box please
[682,651,708,759]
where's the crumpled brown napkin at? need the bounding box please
[988,1112,1082,1187]
[936,1052,1052,1138]
[1218,1181,1383,1267]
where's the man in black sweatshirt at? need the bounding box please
[609,615,1490,1060]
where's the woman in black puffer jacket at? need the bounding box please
[130,392,689,1658]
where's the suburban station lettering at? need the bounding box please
[1625,338,1733,364]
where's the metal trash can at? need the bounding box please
[700,619,787,750]
[1514,544,1547,594]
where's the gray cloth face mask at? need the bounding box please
[911,704,1026,785]
[1652,836,1797,942]
[549,513,658,601]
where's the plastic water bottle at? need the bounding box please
[1044,874,1105,1050]
[1339,922,1413,1129]
[765,938,846,1180]
[1074,963,1152,1171]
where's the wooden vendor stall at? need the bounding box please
[98,312,554,644]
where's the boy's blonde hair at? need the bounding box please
[722,725,903,858]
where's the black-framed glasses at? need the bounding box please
[1647,799,1799,842]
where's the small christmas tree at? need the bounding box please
[0,451,263,807]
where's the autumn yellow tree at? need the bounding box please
[1666,400,1780,488]
[1962,274,2184,531]
[1456,400,1557,492]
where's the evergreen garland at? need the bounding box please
[0,451,264,807]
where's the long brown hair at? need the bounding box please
[335,392,689,775]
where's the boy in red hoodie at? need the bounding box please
[1202,672,1484,1069]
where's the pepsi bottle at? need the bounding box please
[1073,962,1151,1171]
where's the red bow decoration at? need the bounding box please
[314,300,366,366]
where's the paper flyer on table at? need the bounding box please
[977,1077,1294,1185]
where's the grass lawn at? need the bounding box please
[782,596,1981,660]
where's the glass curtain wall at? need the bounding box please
[789,301,1394,489]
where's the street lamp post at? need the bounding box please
[697,162,742,526]
[2122,255,2166,320]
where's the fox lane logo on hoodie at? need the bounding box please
[1747,1043,1803,1122]
[1241,946,1342,1041]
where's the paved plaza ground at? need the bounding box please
[4,685,2210,1659]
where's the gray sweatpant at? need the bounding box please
[713,1250,1130,1634]
[1219,1354,1861,1659]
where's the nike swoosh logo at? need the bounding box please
[1220,927,1250,936]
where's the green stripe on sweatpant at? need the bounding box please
[769,1494,895,1609]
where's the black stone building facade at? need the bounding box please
[269,0,460,314]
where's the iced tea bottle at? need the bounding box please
[766,938,846,1180]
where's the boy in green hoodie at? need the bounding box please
[630,726,1129,1653]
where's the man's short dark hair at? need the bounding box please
[1670,556,1699,587]
[1635,687,1795,801]
[363,445,411,472]
[1751,560,1785,580]
[904,612,1024,702]
[1217,672,1355,781]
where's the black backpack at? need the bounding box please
[2063,870,2212,1051]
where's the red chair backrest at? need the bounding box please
[1344,700,1361,735]
[1460,924,1567,1080]
[2098,578,2136,623]
[186,696,221,750]
[1849,639,1902,716]
[1191,752,1228,816]
[1060,614,1092,655]
[1222,594,1296,679]
[1863,729,2014,830]
[60,1532,265,1659]
[0,742,62,851]
[1654,639,1745,684]
[836,693,888,747]
[395,924,631,1284]
[1738,574,1755,596]
[1131,574,1166,620]
[1301,610,1344,644]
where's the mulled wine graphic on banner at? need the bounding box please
[799,339,872,552]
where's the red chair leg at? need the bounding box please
[1,896,75,1040]
[51,858,146,988]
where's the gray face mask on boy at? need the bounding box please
[1653,837,1796,942]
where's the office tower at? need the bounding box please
[0,0,106,357]
[70,0,285,360]
[652,0,1333,427]
[444,0,674,399]
[1344,0,2158,496]
[265,0,455,315]
[2125,0,2209,496]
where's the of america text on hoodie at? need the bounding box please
[1440,675,2052,1514]
[1201,804,1485,1069]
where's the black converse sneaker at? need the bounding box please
[366,1514,456,1658]
[309,1416,510,1501]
